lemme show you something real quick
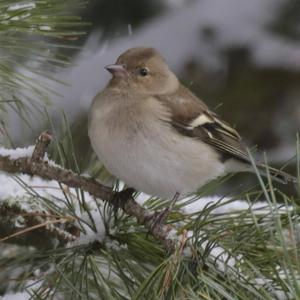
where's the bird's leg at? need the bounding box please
[111,188,136,218]
[146,192,180,229]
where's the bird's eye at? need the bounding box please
[139,67,150,77]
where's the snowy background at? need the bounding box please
[7,0,300,165]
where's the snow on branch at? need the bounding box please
[0,132,176,252]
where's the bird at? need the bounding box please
[88,47,295,207]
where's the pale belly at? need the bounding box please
[89,116,225,199]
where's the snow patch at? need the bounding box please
[179,195,280,215]
[39,25,52,31]
[2,291,31,300]
[7,2,36,11]
[0,146,34,159]
[71,202,106,246]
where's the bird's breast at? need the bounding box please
[88,95,225,198]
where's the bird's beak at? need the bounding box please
[105,64,128,78]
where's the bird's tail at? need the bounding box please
[256,164,297,184]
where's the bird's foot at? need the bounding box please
[145,207,170,231]
[111,188,136,216]
[145,192,180,232]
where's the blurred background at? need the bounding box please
[3,0,300,194]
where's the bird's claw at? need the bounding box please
[111,188,136,218]
[145,207,170,232]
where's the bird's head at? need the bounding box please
[105,47,179,95]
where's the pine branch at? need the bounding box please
[0,132,176,252]
[0,201,78,248]
[31,131,52,162]
[0,0,89,124]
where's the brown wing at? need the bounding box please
[156,84,250,164]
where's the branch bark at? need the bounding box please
[0,202,78,248]
[0,133,175,252]
[31,131,52,162]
